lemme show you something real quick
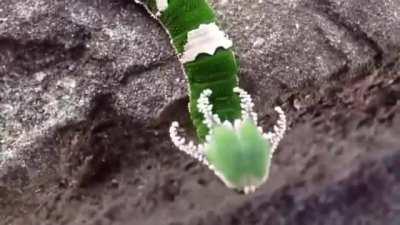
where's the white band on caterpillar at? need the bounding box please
[156,0,168,12]
[180,23,233,63]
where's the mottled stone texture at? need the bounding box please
[0,0,399,224]
[0,0,185,174]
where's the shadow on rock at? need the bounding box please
[56,93,152,188]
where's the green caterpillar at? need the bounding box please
[135,0,287,194]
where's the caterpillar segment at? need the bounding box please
[135,0,287,193]
[137,0,242,140]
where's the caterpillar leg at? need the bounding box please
[263,107,287,155]
[196,89,222,130]
[233,87,258,123]
[169,121,209,166]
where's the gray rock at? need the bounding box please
[0,0,399,224]
[304,0,400,64]
[210,0,387,109]
[0,0,185,181]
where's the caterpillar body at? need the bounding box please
[135,0,287,194]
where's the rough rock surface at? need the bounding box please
[0,0,399,224]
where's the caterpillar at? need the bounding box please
[134,0,287,194]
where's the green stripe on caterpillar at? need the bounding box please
[134,0,287,194]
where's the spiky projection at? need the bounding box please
[169,89,287,193]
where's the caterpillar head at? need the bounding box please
[169,88,286,194]
[203,119,271,193]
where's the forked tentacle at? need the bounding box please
[197,89,222,129]
[233,87,257,122]
[264,107,287,155]
[169,121,208,165]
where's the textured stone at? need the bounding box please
[0,0,399,224]
[0,0,185,174]
[305,0,400,64]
